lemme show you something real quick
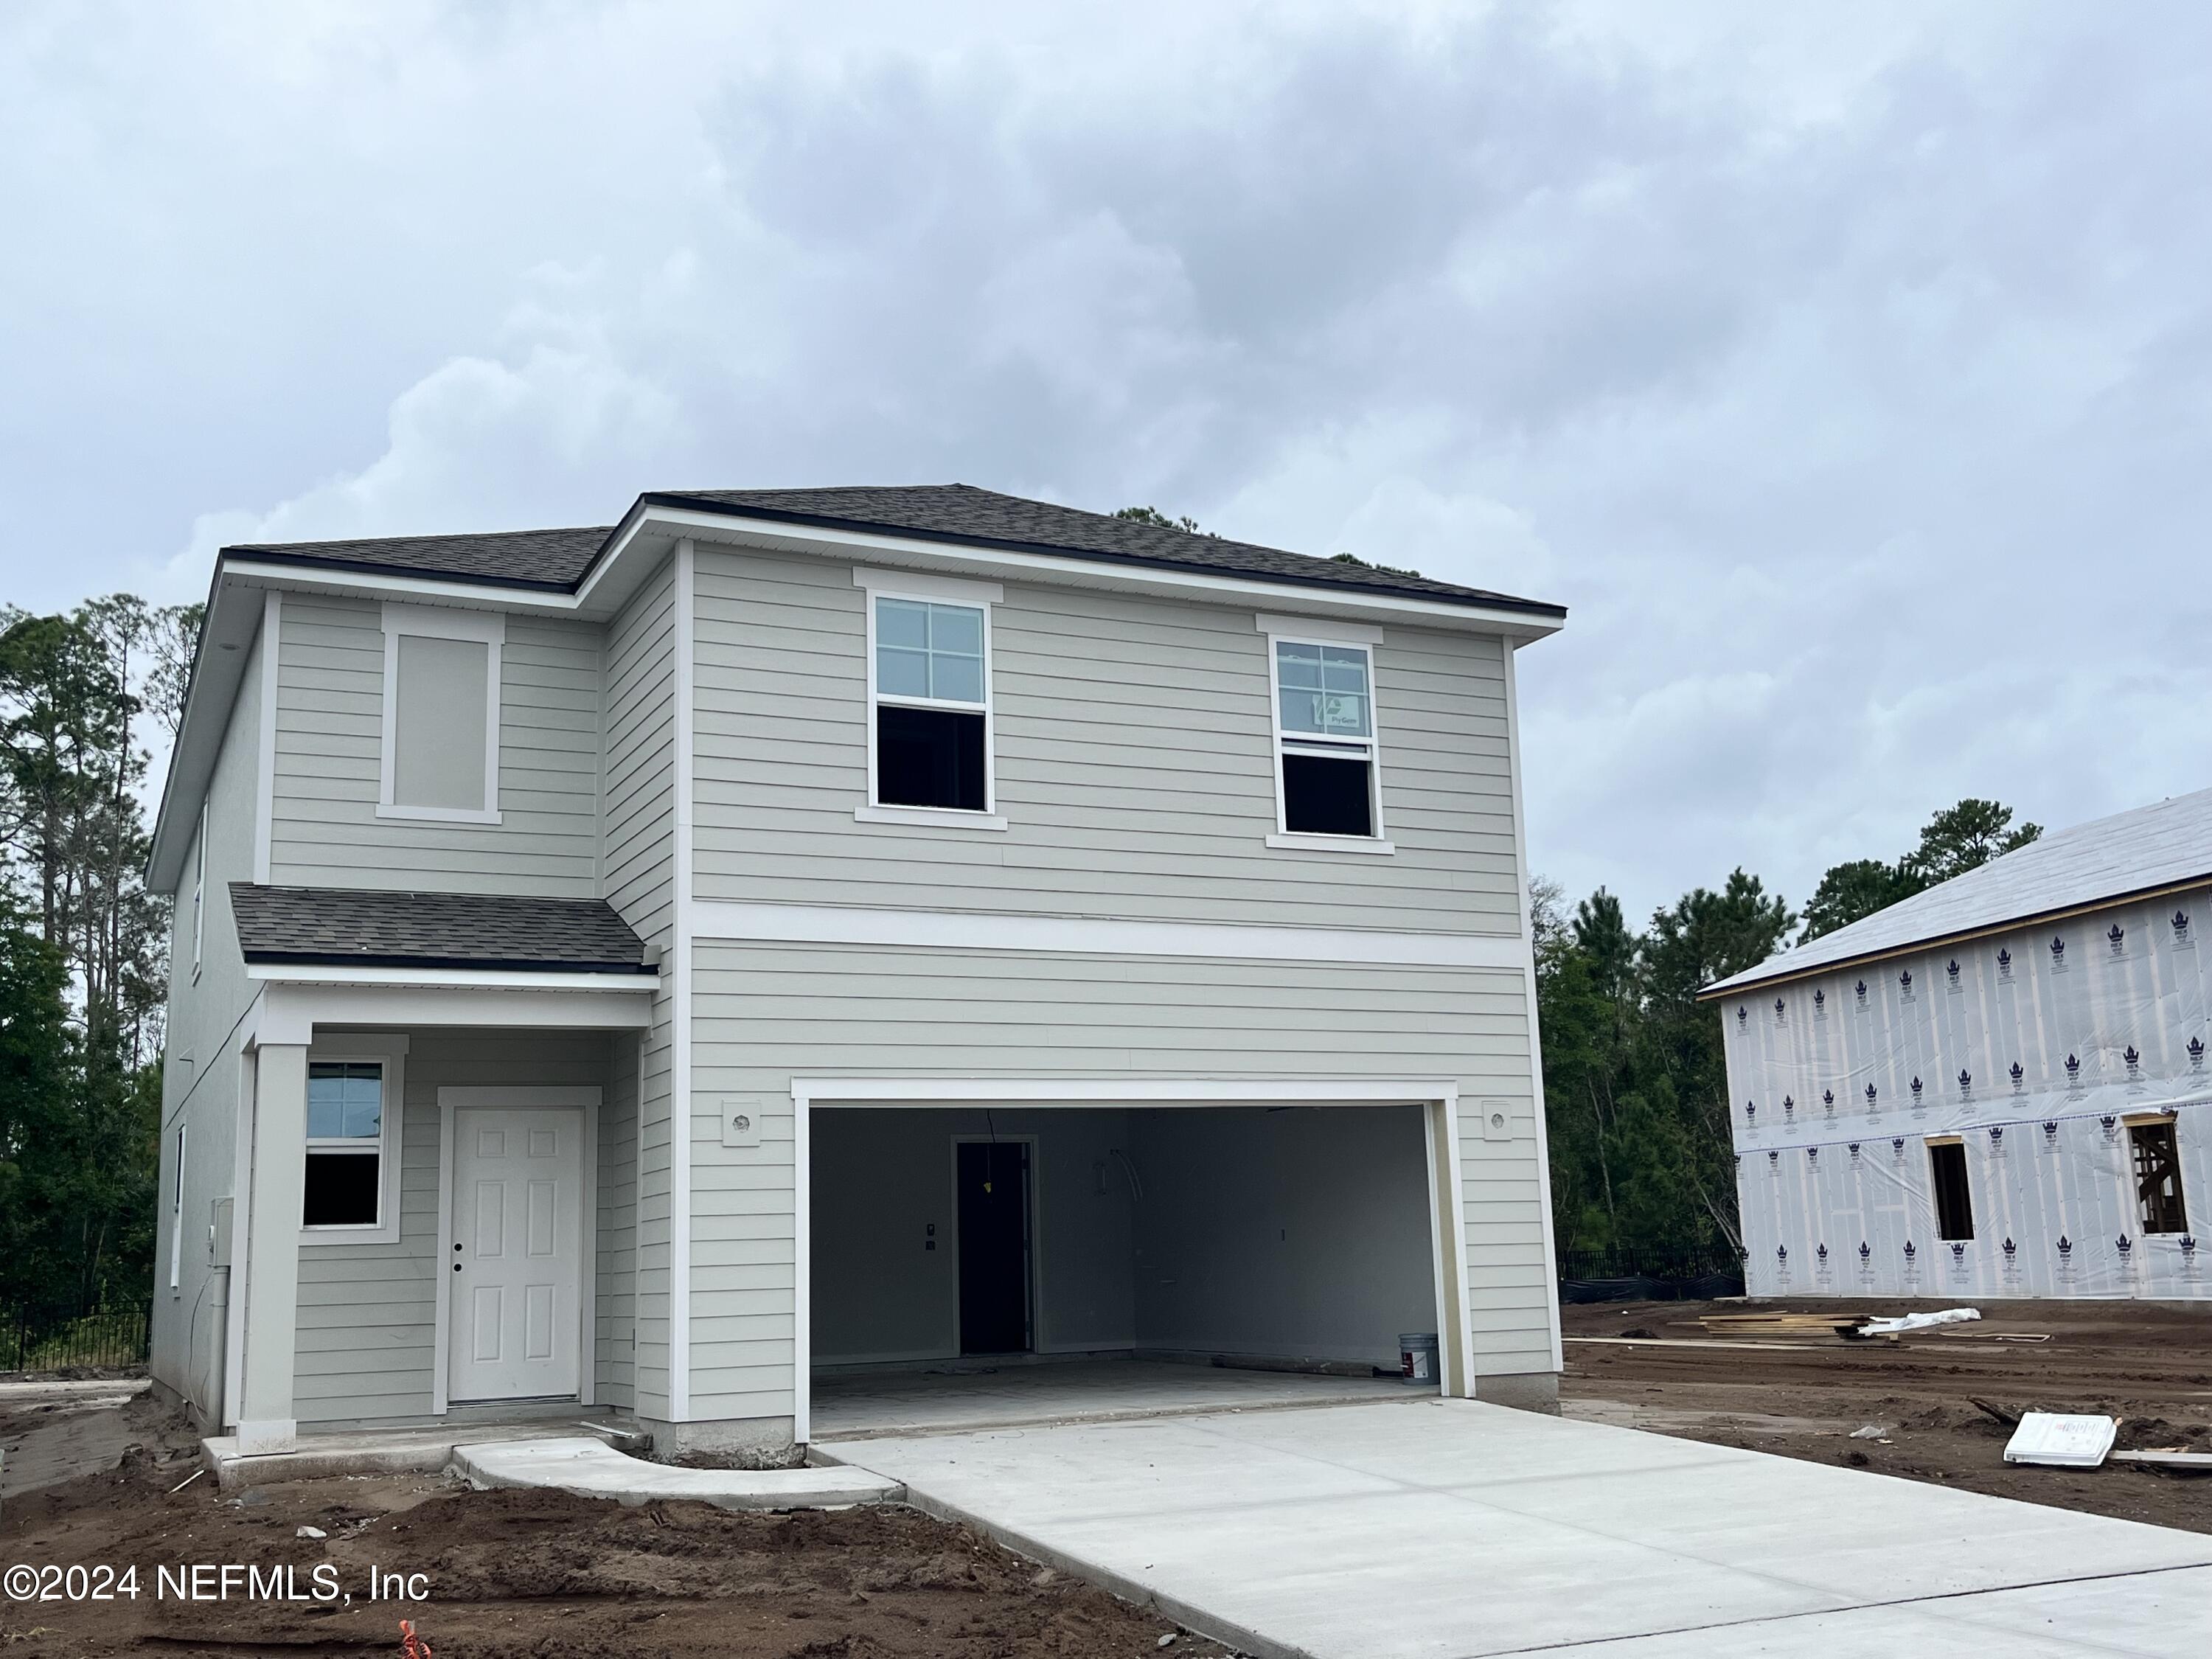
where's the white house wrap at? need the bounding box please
[1705,790,2212,1301]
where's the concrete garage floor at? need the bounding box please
[811,1357,1413,1439]
[823,1397,2212,1659]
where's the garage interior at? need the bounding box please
[809,1104,1447,1436]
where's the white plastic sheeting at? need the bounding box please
[1722,883,2211,1299]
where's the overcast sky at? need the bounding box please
[6,2,2208,925]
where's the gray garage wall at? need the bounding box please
[689,938,1548,1425]
[1130,1106,1435,1368]
[810,1107,1137,1363]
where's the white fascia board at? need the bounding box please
[688,899,1524,969]
[794,1077,1460,1108]
[611,504,1566,641]
[245,964,658,992]
[251,981,653,1046]
[221,560,588,619]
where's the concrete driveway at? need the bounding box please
[823,1397,2212,1658]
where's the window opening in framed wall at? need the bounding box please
[1927,1137,1974,1241]
[872,595,990,813]
[304,1062,386,1229]
[2129,1119,2188,1234]
[1270,633,1382,838]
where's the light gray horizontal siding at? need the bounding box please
[267,593,600,894]
[689,549,1521,931]
[291,1032,629,1427]
[684,939,1546,1418]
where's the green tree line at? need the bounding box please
[0,596,198,1308]
[1535,799,2040,1259]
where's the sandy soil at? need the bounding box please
[1561,1297,2212,1532]
[0,1397,1231,1658]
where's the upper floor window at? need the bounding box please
[378,604,503,824]
[1258,616,1391,851]
[855,568,1004,829]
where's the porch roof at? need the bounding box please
[229,883,657,975]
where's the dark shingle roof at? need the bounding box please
[647,485,1561,615]
[222,484,1562,616]
[229,883,655,975]
[229,526,612,590]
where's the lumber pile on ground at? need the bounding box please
[1696,1311,1870,1340]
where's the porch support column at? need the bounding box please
[237,1042,307,1453]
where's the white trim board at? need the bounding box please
[252,591,279,884]
[246,964,658,993]
[248,982,653,1047]
[688,900,1523,970]
[431,1085,602,1416]
[669,538,696,1423]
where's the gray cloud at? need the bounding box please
[4,1,2208,922]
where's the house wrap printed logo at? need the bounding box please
[2172,909,2195,951]
[2183,1236,2202,1281]
[2040,1120,2061,1155]
[1997,946,2015,984]
[2065,1053,2084,1099]
[2107,922,2127,959]
[1773,996,1787,1027]
[2009,1061,2026,1096]
[1854,978,1869,1009]
[1847,1141,1863,1169]
[1821,1088,1836,1119]
[2049,934,2070,974]
[1958,1067,1973,1101]
[2191,1034,2208,1075]
[1814,987,1827,1018]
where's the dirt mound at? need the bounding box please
[1,1399,1228,1656]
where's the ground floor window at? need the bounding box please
[1927,1137,1974,1240]
[304,1061,385,1228]
[2129,1119,2188,1234]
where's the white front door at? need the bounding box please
[450,1106,582,1402]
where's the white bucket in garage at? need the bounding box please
[1399,1332,1439,1385]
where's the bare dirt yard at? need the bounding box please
[1561,1297,2212,1533]
[0,1394,1230,1658]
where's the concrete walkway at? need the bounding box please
[454,1436,902,1511]
[823,1397,2212,1658]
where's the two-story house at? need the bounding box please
[146,485,1567,1457]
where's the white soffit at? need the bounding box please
[1708,785,2212,995]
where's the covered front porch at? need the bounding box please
[224,956,657,1455]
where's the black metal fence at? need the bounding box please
[1557,1243,1745,1304]
[1,1300,152,1374]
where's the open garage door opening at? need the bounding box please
[806,1099,1457,1439]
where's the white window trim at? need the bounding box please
[854,567,1004,830]
[1256,616,1394,854]
[191,804,206,981]
[300,1033,410,1248]
[169,1122,187,1291]
[377,602,504,825]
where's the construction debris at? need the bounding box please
[1859,1308,1981,1338]
[2003,1413,2119,1468]
[1697,1312,1869,1339]
[2110,1450,2212,1473]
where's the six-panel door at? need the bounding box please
[449,1106,583,1402]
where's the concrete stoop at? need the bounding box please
[198,1425,898,1512]
[452,1436,904,1510]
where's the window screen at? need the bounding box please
[2129,1121,2188,1234]
[304,1062,383,1228]
[1928,1140,1974,1241]
[392,633,490,811]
